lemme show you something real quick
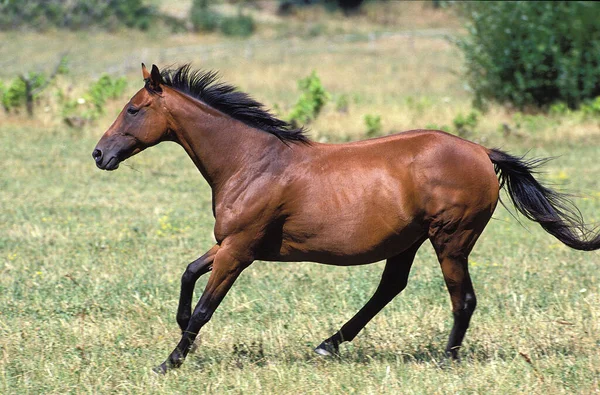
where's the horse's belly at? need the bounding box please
[265,211,425,265]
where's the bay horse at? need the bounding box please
[93,64,600,374]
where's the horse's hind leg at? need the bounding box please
[315,238,426,356]
[437,253,476,360]
[429,214,490,360]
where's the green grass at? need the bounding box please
[1,112,599,394]
[1,3,600,392]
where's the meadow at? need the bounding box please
[1,3,599,393]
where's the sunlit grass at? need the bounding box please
[1,119,599,393]
[1,3,600,393]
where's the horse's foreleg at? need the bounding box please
[176,245,219,332]
[156,247,251,373]
[315,239,425,356]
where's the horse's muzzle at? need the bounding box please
[92,148,120,171]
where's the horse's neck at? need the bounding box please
[167,91,284,189]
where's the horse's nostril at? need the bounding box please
[92,149,102,162]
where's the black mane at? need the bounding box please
[156,65,310,144]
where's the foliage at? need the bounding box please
[2,73,47,113]
[190,0,220,32]
[288,71,330,126]
[457,2,600,110]
[1,77,28,113]
[0,0,156,31]
[424,110,479,137]
[190,0,255,36]
[279,0,365,14]
[87,74,128,115]
[548,102,570,117]
[452,110,479,137]
[364,114,382,137]
[62,74,127,125]
[220,12,255,37]
[580,97,600,118]
[1,55,69,116]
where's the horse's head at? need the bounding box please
[92,64,170,170]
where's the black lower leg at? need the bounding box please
[315,241,423,356]
[445,291,476,359]
[157,249,248,374]
[156,311,210,373]
[176,246,217,332]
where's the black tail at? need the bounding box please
[488,148,600,251]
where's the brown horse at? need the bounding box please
[93,64,600,374]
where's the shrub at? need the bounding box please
[452,110,478,137]
[548,102,570,117]
[2,73,51,114]
[364,114,382,137]
[220,12,255,37]
[457,2,600,110]
[288,71,330,126]
[1,77,28,113]
[1,56,68,116]
[279,0,364,14]
[190,0,220,32]
[87,74,128,115]
[62,74,128,125]
[190,1,255,36]
[580,97,600,118]
[0,0,156,31]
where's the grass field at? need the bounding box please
[1,2,600,393]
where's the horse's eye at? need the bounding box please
[127,107,139,115]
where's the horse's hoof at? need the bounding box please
[436,355,460,370]
[314,340,338,356]
[152,363,168,375]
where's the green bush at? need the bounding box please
[279,0,365,14]
[190,1,255,36]
[288,71,330,126]
[1,73,47,113]
[220,12,255,37]
[62,74,128,124]
[190,0,220,32]
[580,97,600,118]
[364,114,382,137]
[0,0,156,31]
[452,110,478,137]
[548,102,570,117]
[87,74,128,115]
[1,78,27,113]
[457,2,600,110]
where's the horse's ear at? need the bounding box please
[144,64,163,93]
[142,63,150,80]
[151,64,163,88]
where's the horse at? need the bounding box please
[93,64,600,374]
